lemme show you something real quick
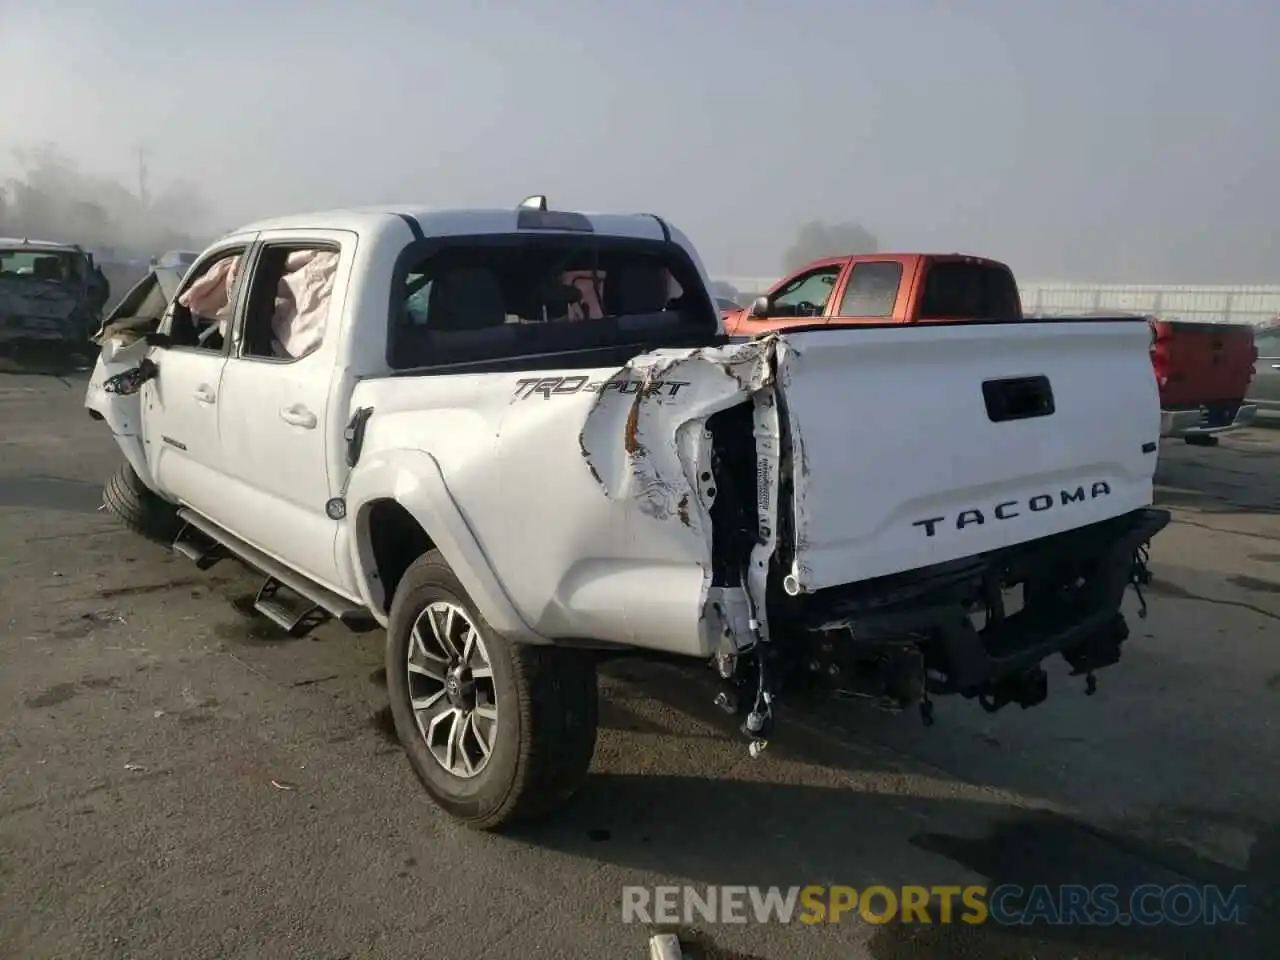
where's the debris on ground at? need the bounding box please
[649,933,682,960]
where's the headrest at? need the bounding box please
[429,267,507,331]
[33,257,63,280]
[604,265,670,316]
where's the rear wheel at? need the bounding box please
[103,461,181,541]
[385,550,599,830]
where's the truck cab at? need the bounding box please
[723,253,1021,336]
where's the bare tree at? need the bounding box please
[782,220,879,273]
[0,142,213,259]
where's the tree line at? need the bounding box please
[713,220,880,304]
[0,144,214,262]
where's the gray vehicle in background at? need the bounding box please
[1248,322,1280,419]
[0,238,110,353]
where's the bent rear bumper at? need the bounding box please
[1161,403,1257,438]
[789,507,1171,709]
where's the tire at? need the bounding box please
[103,461,181,542]
[385,550,598,831]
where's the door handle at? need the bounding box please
[193,385,216,404]
[1271,364,1280,370]
[279,404,317,429]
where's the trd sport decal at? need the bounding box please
[512,375,691,401]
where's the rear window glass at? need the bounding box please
[0,249,87,282]
[836,261,902,317]
[388,237,718,370]
[917,263,1020,320]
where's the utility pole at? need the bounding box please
[137,144,150,208]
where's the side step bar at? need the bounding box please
[173,524,227,570]
[174,508,375,636]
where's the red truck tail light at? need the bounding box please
[1147,320,1171,387]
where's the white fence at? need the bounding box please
[712,276,1280,327]
[1019,283,1280,326]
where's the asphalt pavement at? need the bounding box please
[1,366,1277,959]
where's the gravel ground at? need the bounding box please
[1,368,1277,960]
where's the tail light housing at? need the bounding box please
[1147,318,1169,387]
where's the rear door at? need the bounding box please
[828,260,908,324]
[215,229,353,592]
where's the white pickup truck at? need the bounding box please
[85,198,1170,830]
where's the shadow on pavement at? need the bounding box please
[0,346,94,381]
[1154,430,1280,516]
[516,661,1278,959]
[520,773,1274,959]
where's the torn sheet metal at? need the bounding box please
[579,336,786,651]
[578,337,778,526]
[91,264,186,345]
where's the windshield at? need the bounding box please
[389,235,720,370]
[0,249,87,284]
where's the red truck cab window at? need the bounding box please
[769,265,842,318]
[918,261,1020,320]
[835,261,902,317]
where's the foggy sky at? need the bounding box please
[3,0,1276,284]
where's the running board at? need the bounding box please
[173,521,227,570]
[174,507,375,634]
[254,576,331,636]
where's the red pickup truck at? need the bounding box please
[724,253,1258,444]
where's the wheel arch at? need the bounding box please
[345,449,549,644]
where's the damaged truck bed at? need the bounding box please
[86,201,1169,830]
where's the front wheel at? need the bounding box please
[385,550,599,830]
[103,461,181,542]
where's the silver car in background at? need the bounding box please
[1248,322,1280,419]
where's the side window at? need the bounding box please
[238,244,340,361]
[836,261,902,318]
[169,249,247,352]
[918,263,1020,320]
[404,274,432,325]
[1255,331,1280,356]
[769,266,841,317]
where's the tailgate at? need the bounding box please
[1152,321,1257,406]
[774,320,1161,593]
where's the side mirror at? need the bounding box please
[748,296,770,319]
[103,357,160,396]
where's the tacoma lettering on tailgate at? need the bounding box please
[911,482,1112,537]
